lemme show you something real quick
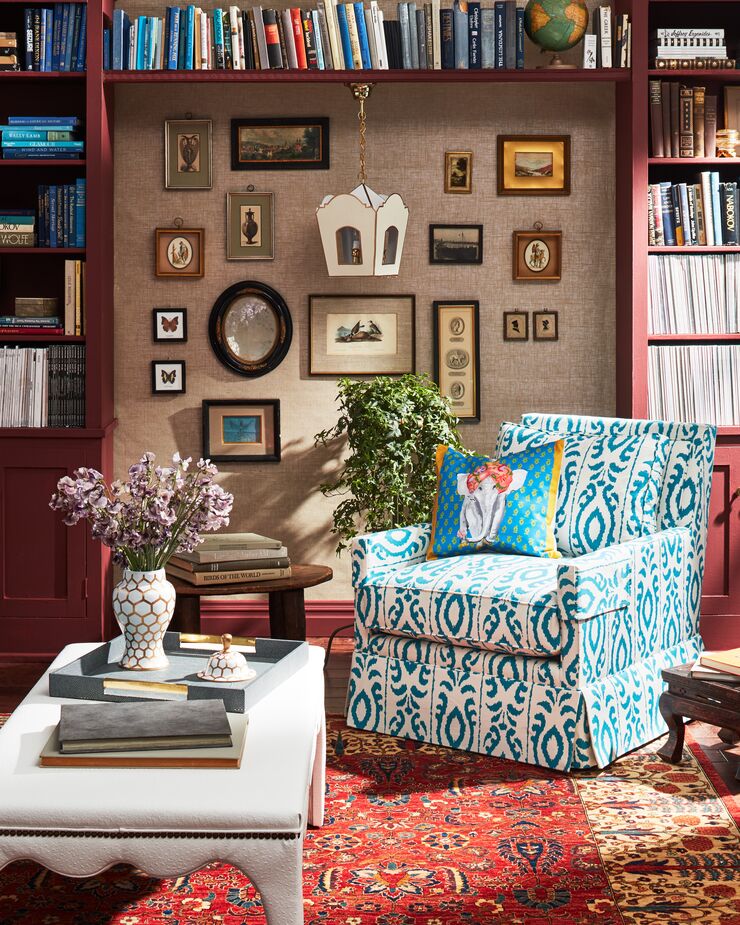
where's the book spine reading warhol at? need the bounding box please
[106,4,629,70]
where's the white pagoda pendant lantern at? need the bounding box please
[317,84,409,277]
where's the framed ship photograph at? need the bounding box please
[444,151,473,193]
[429,224,483,265]
[231,117,330,170]
[309,295,415,376]
[513,229,562,281]
[497,135,571,196]
[202,399,281,463]
[155,227,204,278]
[164,119,213,190]
[226,192,275,260]
[151,360,186,394]
[433,301,480,422]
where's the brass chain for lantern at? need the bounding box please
[350,83,373,185]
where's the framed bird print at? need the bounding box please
[164,119,213,190]
[152,360,186,394]
[152,308,188,342]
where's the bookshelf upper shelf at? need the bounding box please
[648,69,740,79]
[103,67,631,84]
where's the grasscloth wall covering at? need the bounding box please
[114,71,615,601]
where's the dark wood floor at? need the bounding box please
[2,643,738,795]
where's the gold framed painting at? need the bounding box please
[309,294,415,376]
[164,119,213,190]
[202,399,281,463]
[155,227,204,278]
[497,135,571,196]
[433,301,480,422]
[513,230,562,281]
[444,151,473,193]
[231,117,330,170]
[226,192,275,260]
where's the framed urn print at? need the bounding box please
[231,118,330,170]
[309,295,415,376]
[497,136,571,196]
[164,119,213,190]
[151,360,186,394]
[226,192,275,260]
[155,226,204,278]
[533,310,559,341]
[433,301,480,422]
[504,311,528,341]
[444,151,473,194]
[513,229,562,281]
[152,308,188,342]
[429,224,483,265]
[202,399,281,463]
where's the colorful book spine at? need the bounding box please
[515,0,524,68]
[494,0,504,68]
[452,0,467,69]
[353,2,372,68]
[468,1,480,68]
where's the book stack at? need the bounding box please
[690,650,740,684]
[648,174,738,247]
[649,82,718,158]
[649,344,740,426]
[1,116,84,161]
[37,180,86,248]
[651,28,733,71]
[0,31,19,70]
[0,314,63,337]
[22,4,87,71]
[649,254,740,335]
[0,209,36,247]
[167,532,291,586]
[0,344,85,427]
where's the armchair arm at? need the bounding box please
[351,524,431,589]
[558,527,694,687]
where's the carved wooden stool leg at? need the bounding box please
[657,692,685,764]
[718,727,740,746]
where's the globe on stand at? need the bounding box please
[524,0,589,69]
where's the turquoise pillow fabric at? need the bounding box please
[496,422,670,557]
[429,443,564,560]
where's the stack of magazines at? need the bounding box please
[167,532,291,586]
[649,344,740,426]
[648,254,740,335]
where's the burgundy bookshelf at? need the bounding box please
[0,159,87,166]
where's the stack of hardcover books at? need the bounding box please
[649,81,718,158]
[690,650,740,684]
[651,28,733,70]
[167,532,291,586]
[0,209,36,248]
[1,116,84,161]
[0,31,19,70]
[22,5,87,71]
[0,313,63,337]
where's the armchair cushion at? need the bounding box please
[497,422,671,557]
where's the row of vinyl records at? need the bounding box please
[649,345,740,428]
[0,346,85,428]
[647,176,738,248]
[649,254,740,335]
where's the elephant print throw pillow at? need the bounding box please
[428,443,564,560]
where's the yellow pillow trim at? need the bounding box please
[544,438,564,559]
[427,444,448,560]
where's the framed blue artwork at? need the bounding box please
[202,400,280,463]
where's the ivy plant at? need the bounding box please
[315,374,463,552]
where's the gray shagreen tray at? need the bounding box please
[48,633,309,714]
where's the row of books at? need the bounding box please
[36,181,86,249]
[1,116,84,161]
[166,532,290,585]
[649,82,718,159]
[20,5,86,71]
[648,254,740,336]
[0,313,63,336]
[0,345,85,428]
[650,27,734,70]
[0,30,19,71]
[647,176,738,248]
[649,344,740,427]
[0,210,36,248]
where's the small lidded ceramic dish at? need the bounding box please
[198,633,257,683]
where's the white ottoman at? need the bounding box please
[0,643,326,925]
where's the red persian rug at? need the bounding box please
[0,716,738,924]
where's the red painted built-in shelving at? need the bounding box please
[0,159,86,167]
[648,246,740,253]
[0,247,86,255]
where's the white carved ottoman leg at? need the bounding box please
[308,712,326,828]
[241,836,305,925]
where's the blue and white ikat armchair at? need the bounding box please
[346,413,717,771]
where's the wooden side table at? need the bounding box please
[168,564,333,641]
[658,663,740,779]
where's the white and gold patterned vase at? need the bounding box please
[112,568,176,670]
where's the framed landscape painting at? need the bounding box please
[309,295,415,376]
[497,135,571,195]
[231,118,330,170]
[202,399,281,462]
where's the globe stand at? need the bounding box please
[537,50,577,69]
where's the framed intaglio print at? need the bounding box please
[504,311,529,341]
[155,226,204,278]
[151,360,186,394]
[429,224,483,265]
[152,307,188,342]
[202,399,281,463]
[444,151,473,194]
[231,117,330,171]
[226,192,275,260]
[513,229,562,281]
[533,310,559,341]
[309,295,415,376]
[164,119,213,190]
[433,301,480,422]
[497,135,571,196]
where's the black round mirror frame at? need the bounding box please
[208,280,293,377]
